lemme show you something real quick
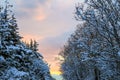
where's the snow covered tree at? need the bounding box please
[60,23,101,80]
[0,1,53,80]
[60,0,120,80]
[75,0,120,79]
[0,2,21,46]
[26,39,39,52]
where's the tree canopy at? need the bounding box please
[60,0,120,80]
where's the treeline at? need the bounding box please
[0,1,54,80]
[60,0,120,80]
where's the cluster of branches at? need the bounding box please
[24,39,39,52]
[60,0,120,80]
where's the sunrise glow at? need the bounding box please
[6,0,83,78]
[50,71,62,75]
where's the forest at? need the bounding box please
[0,0,120,80]
[60,0,120,80]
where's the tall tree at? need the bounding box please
[0,1,53,80]
[60,0,120,80]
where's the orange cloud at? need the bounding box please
[32,0,53,21]
[35,14,46,21]
[33,7,47,21]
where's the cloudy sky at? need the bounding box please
[3,0,84,74]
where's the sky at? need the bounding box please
[3,0,84,75]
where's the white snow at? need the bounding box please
[7,67,28,77]
[118,51,120,56]
[0,56,5,62]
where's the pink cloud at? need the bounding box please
[33,7,47,21]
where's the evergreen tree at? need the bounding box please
[26,39,39,52]
[0,1,53,80]
[0,1,21,46]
